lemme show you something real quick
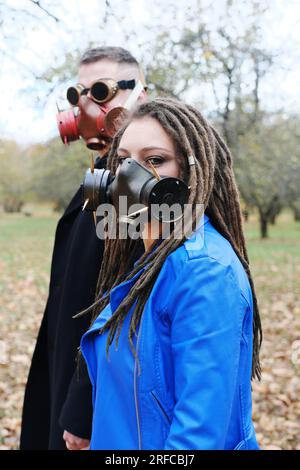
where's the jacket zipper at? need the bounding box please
[134,316,144,450]
[150,390,171,425]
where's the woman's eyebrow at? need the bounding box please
[140,146,172,153]
[117,146,173,155]
[118,146,172,153]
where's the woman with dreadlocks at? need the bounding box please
[79,97,262,450]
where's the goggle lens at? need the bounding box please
[66,86,80,106]
[90,81,110,103]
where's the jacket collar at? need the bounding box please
[106,213,210,313]
[109,214,210,312]
[83,265,146,339]
[183,213,209,253]
[109,266,146,314]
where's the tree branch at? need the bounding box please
[28,0,60,22]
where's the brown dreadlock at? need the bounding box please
[79,97,263,380]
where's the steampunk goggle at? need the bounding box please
[66,78,136,106]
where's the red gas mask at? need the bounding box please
[56,78,144,151]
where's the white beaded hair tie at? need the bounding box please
[188,155,196,166]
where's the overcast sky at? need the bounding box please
[0,0,299,147]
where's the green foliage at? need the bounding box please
[28,138,91,211]
[41,51,81,85]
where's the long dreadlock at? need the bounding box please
[79,97,263,380]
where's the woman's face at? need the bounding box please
[116,116,181,178]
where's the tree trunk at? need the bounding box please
[242,209,249,222]
[3,199,24,213]
[268,196,281,225]
[293,208,300,222]
[259,212,268,238]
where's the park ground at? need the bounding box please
[0,205,299,449]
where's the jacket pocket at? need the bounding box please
[150,390,172,425]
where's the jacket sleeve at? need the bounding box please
[163,255,245,450]
[59,357,93,440]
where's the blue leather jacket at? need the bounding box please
[81,215,260,450]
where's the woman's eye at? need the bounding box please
[146,156,164,166]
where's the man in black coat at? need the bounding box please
[20,47,146,450]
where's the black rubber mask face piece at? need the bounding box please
[83,158,189,222]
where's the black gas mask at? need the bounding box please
[82,158,189,223]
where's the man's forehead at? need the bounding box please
[78,60,137,86]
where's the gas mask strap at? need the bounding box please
[123,80,144,111]
[117,79,136,90]
[119,206,149,225]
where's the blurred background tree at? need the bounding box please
[0,140,31,213]
[27,138,88,211]
[0,0,299,239]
